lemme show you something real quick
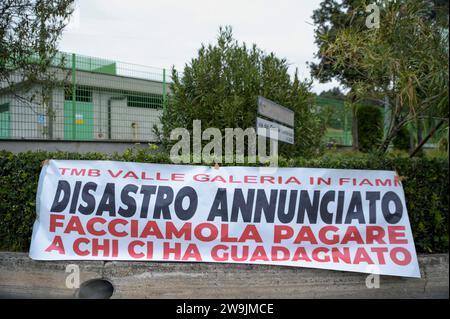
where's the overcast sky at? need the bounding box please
[59,0,341,93]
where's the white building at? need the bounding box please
[0,53,168,142]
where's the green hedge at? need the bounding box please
[0,150,448,253]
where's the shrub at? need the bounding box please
[357,104,383,152]
[158,27,324,158]
[393,126,411,151]
[0,150,448,253]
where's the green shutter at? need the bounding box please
[0,103,10,138]
[64,101,94,140]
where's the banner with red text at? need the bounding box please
[29,160,420,277]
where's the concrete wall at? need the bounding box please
[0,252,448,299]
[0,139,156,154]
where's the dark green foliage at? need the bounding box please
[310,0,369,86]
[1,0,74,89]
[393,126,411,151]
[312,0,449,154]
[0,150,447,253]
[357,104,383,152]
[157,26,325,158]
[319,87,346,100]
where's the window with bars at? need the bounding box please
[127,93,163,109]
[64,86,93,103]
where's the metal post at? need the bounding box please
[47,88,53,139]
[71,53,76,140]
[383,96,389,139]
[344,106,348,145]
[162,68,167,110]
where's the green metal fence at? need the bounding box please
[0,52,170,142]
[314,96,352,146]
[314,95,446,149]
[1,52,445,149]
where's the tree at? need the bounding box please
[0,0,74,93]
[1,0,74,140]
[319,87,346,100]
[315,0,448,154]
[310,0,370,150]
[158,27,324,158]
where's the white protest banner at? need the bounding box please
[29,160,420,278]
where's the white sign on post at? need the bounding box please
[257,96,295,144]
[257,96,294,127]
[30,160,420,278]
[256,117,294,144]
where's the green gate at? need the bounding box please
[64,101,94,140]
[0,103,10,138]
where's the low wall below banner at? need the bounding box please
[0,252,448,299]
[0,139,155,154]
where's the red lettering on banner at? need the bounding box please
[128,240,145,259]
[294,227,318,244]
[211,245,229,261]
[163,242,181,260]
[318,226,339,245]
[390,247,412,265]
[371,247,389,264]
[123,171,139,179]
[244,176,257,183]
[128,241,153,259]
[312,247,330,263]
[195,223,218,242]
[353,247,374,264]
[331,247,351,263]
[292,247,311,262]
[272,247,290,261]
[163,242,201,261]
[74,238,89,256]
[86,217,107,236]
[285,176,301,185]
[250,246,269,262]
[274,225,294,243]
[92,238,110,257]
[140,221,164,239]
[182,244,202,261]
[107,170,122,178]
[45,236,65,254]
[64,216,85,235]
[341,226,364,244]
[108,219,128,237]
[239,225,262,242]
[220,223,238,242]
[49,214,65,232]
[166,222,192,240]
[366,226,386,244]
[388,226,408,244]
